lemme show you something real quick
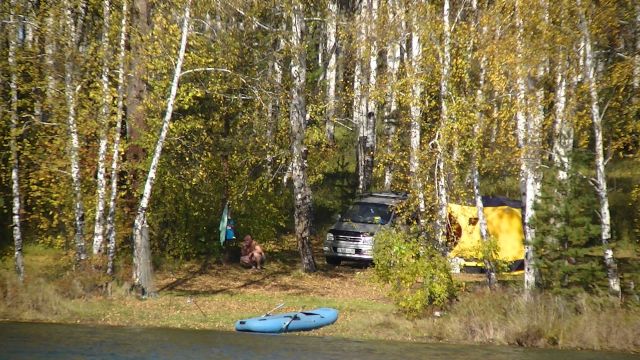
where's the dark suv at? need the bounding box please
[323,192,407,265]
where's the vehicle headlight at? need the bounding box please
[326,233,334,242]
[362,236,373,246]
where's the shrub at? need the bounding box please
[372,228,459,317]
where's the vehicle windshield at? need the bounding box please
[341,202,392,224]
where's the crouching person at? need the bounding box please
[240,235,266,270]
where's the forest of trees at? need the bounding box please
[1,0,639,299]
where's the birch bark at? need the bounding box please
[515,0,536,295]
[9,0,25,282]
[383,0,403,191]
[63,0,88,262]
[435,0,451,248]
[106,0,129,276]
[44,13,57,101]
[93,0,112,255]
[633,0,640,99]
[522,0,547,292]
[409,1,426,227]
[579,2,622,297]
[552,46,571,183]
[353,2,368,193]
[362,0,379,193]
[471,0,496,288]
[325,0,338,145]
[290,1,317,272]
[132,2,190,294]
[266,15,284,175]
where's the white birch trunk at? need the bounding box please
[353,2,368,193]
[515,0,536,295]
[409,3,425,226]
[366,0,379,189]
[325,0,338,145]
[435,0,451,248]
[634,1,640,101]
[64,0,88,262]
[552,47,572,183]
[290,1,317,272]
[106,0,129,276]
[44,14,58,101]
[266,17,284,175]
[9,0,25,282]
[132,1,190,294]
[471,0,496,288]
[93,0,112,255]
[383,0,403,191]
[522,0,547,293]
[579,2,621,297]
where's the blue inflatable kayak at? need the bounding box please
[235,307,339,333]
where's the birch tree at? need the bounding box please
[409,0,426,227]
[63,0,88,262]
[362,0,379,193]
[383,0,404,191]
[132,1,191,295]
[93,0,113,255]
[471,0,496,288]
[634,0,640,101]
[435,0,451,248]
[8,0,25,282]
[106,0,129,276]
[353,2,368,193]
[325,0,338,145]
[578,0,622,297]
[266,12,284,175]
[515,0,536,295]
[290,0,317,272]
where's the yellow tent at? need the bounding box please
[448,203,524,263]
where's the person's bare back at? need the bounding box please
[240,235,265,269]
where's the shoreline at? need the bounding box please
[1,247,639,354]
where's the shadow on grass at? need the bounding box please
[156,238,374,297]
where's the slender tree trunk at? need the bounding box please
[435,0,451,248]
[325,0,337,145]
[126,0,150,162]
[409,2,426,227]
[552,47,571,183]
[64,0,88,262]
[362,0,379,193]
[132,2,190,295]
[522,0,547,291]
[8,0,25,282]
[579,2,621,297]
[266,15,284,175]
[106,0,129,276]
[515,0,536,296]
[353,2,368,193]
[471,0,496,288]
[290,1,317,273]
[633,0,640,101]
[44,13,58,102]
[93,0,112,255]
[383,0,403,191]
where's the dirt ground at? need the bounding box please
[154,236,389,302]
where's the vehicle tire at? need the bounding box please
[325,256,342,266]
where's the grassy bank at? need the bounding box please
[1,244,639,354]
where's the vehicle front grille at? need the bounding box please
[330,230,363,243]
[335,235,362,243]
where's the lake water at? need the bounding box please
[0,321,637,360]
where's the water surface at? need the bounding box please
[0,321,637,360]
